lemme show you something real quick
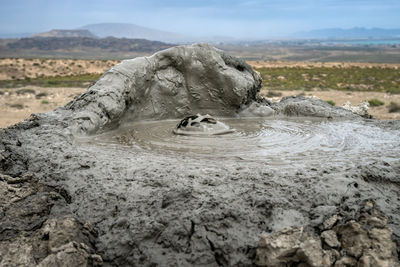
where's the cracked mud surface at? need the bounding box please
[1,44,400,266]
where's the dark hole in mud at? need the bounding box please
[42,232,49,241]
[200,117,216,124]
[176,115,198,128]
[236,65,245,71]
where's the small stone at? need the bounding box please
[359,250,400,267]
[257,227,324,267]
[323,214,341,230]
[296,236,324,267]
[322,249,340,266]
[321,230,340,248]
[90,254,103,266]
[368,227,398,260]
[256,227,303,266]
[357,207,388,228]
[334,256,357,267]
[337,220,371,258]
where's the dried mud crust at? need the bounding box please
[0,44,399,266]
[0,173,102,266]
[256,200,400,266]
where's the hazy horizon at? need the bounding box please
[1,0,399,38]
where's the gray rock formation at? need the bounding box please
[1,44,399,266]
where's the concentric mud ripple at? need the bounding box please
[87,117,400,166]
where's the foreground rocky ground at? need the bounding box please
[256,200,399,266]
[0,173,102,266]
[1,44,399,266]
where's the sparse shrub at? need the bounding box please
[16,88,36,95]
[266,91,282,97]
[368,98,385,107]
[0,91,4,95]
[326,100,336,106]
[77,64,83,68]
[10,103,24,109]
[387,88,400,94]
[36,92,48,99]
[41,99,50,104]
[46,80,58,85]
[388,102,400,113]
[33,63,40,66]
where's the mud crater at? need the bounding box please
[85,117,400,165]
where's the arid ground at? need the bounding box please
[0,58,399,128]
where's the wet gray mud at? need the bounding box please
[1,44,400,266]
[87,117,399,165]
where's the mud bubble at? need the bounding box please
[173,114,235,136]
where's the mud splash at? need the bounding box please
[86,117,399,165]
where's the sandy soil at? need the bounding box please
[0,86,84,128]
[0,58,119,80]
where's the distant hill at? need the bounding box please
[293,27,400,39]
[6,37,172,52]
[32,29,97,38]
[80,23,187,43]
[0,36,174,59]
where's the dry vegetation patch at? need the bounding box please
[254,65,400,94]
[0,58,119,80]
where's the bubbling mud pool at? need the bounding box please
[84,117,400,167]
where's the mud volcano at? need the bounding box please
[1,44,400,266]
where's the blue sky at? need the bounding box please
[0,0,399,38]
